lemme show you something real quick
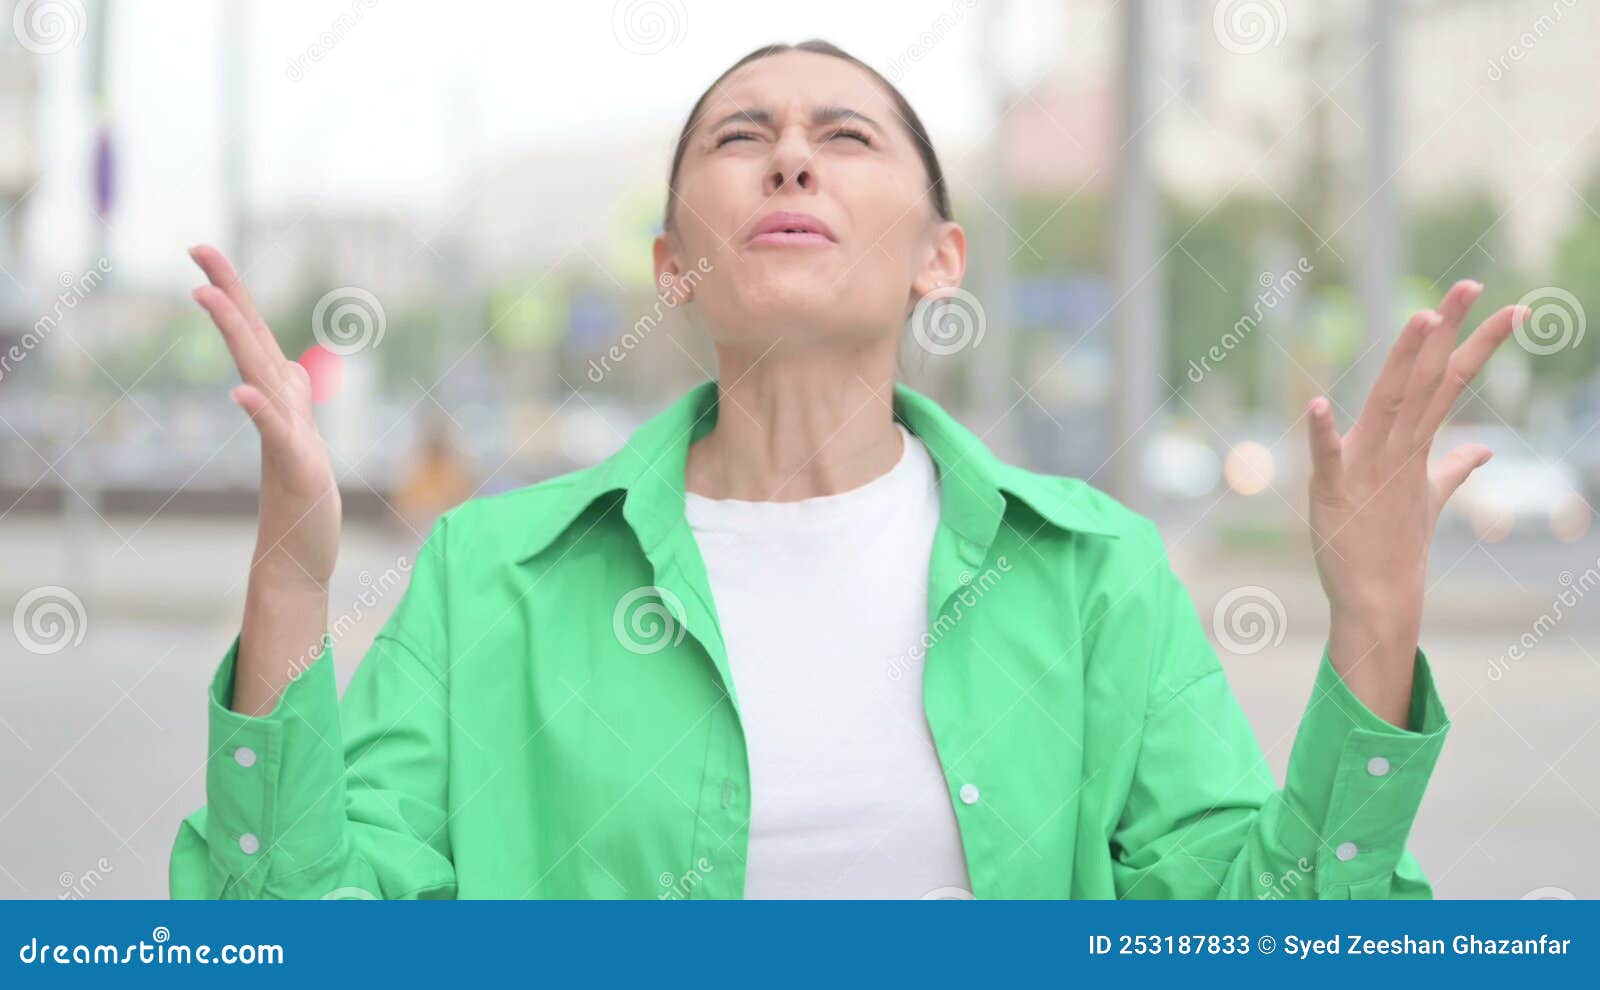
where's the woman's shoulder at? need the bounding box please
[985,457,1156,545]
[432,461,616,564]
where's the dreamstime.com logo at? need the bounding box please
[1486,556,1600,683]
[311,286,386,355]
[1512,286,1585,355]
[909,285,985,356]
[17,927,284,966]
[58,857,114,900]
[284,0,379,82]
[613,585,688,655]
[587,258,713,384]
[283,555,412,683]
[887,557,1012,680]
[1486,0,1578,82]
[1211,585,1287,656]
[13,585,88,655]
[1257,858,1314,900]
[611,0,686,55]
[1187,257,1312,384]
[0,258,114,384]
[883,0,977,83]
[658,857,715,900]
[1212,0,1287,55]
[11,0,86,54]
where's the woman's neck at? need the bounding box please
[685,348,903,502]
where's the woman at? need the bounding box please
[171,40,1523,900]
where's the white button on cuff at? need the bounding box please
[959,784,980,805]
[234,746,257,768]
[1335,841,1358,862]
[239,833,261,855]
[1366,756,1390,776]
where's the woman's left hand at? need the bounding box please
[1304,279,1528,727]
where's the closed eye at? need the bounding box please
[829,127,872,146]
[714,129,760,148]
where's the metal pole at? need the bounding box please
[972,0,1018,462]
[222,0,249,272]
[1109,0,1163,514]
[1353,0,1395,412]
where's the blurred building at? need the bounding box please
[1008,0,1600,272]
[0,6,42,344]
[245,206,441,312]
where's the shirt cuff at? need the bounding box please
[1279,642,1450,895]
[202,630,347,891]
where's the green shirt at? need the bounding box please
[169,379,1450,900]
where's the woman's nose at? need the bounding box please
[766,163,813,196]
[765,136,814,197]
[766,165,812,196]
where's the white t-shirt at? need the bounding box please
[683,422,974,899]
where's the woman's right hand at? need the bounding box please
[189,244,341,588]
[190,245,339,715]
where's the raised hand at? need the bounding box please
[189,244,339,714]
[1303,279,1528,727]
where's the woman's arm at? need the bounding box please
[187,245,343,716]
[1307,280,1524,725]
[173,245,455,898]
[1109,281,1522,898]
[1108,519,1448,900]
[170,514,457,900]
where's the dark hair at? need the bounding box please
[663,40,952,232]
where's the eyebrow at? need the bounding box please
[700,105,886,137]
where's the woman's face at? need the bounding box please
[656,50,964,356]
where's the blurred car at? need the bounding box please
[1436,425,1590,542]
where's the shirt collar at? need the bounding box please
[513,379,1121,565]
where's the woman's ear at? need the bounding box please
[909,220,967,300]
[653,232,695,304]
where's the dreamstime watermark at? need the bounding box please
[1212,0,1287,56]
[284,0,379,82]
[1486,558,1600,683]
[657,857,715,900]
[13,585,87,655]
[1486,0,1577,82]
[586,258,713,383]
[611,0,686,55]
[311,286,386,355]
[1256,858,1314,900]
[1186,257,1312,384]
[613,585,688,655]
[17,927,284,966]
[884,0,977,83]
[1211,585,1287,656]
[58,858,114,900]
[11,0,86,54]
[0,258,113,384]
[1511,286,1585,356]
[284,555,412,683]
[887,557,1012,681]
[921,885,975,899]
[909,285,986,356]
[1521,885,1576,899]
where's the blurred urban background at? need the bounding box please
[1,0,1597,899]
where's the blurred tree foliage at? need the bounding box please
[1000,167,1598,416]
[1547,166,1600,385]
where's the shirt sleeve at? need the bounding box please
[1107,519,1450,900]
[168,515,458,900]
